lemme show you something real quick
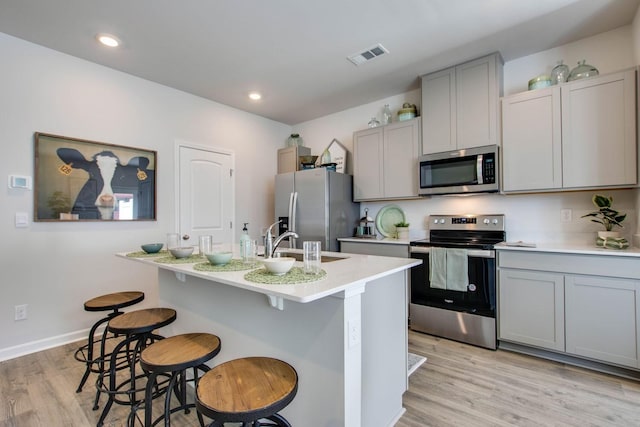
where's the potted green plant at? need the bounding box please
[581,194,626,239]
[394,221,410,240]
[47,190,72,219]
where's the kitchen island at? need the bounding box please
[117,249,420,427]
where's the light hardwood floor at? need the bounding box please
[1,330,639,426]
[398,331,640,427]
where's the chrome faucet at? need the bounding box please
[264,220,299,259]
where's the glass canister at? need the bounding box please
[381,104,392,125]
[550,61,570,85]
[368,117,380,128]
[567,60,599,82]
[286,133,303,147]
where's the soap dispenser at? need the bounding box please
[240,223,250,257]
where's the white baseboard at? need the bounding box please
[0,328,92,362]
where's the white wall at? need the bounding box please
[294,24,639,245]
[0,33,290,359]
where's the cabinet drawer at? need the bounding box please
[498,250,640,279]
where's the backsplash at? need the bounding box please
[362,188,638,245]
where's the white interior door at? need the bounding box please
[178,144,234,248]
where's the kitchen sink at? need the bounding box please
[264,252,347,263]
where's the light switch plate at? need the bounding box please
[15,212,29,228]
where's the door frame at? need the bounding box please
[174,139,236,240]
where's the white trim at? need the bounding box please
[0,328,94,362]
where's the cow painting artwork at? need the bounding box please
[34,133,156,221]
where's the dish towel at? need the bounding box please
[445,248,469,292]
[429,247,447,289]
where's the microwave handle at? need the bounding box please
[476,154,484,184]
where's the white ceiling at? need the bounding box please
[1,0,638,125]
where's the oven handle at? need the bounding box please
[410,246,495,259]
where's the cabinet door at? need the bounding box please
[456,54,499,149]
[565,275,640,368]
[421,67,456,154]
[353,127,383,201]
[383,119,420,198]
[501,86,562,192]
[561,69,637,188]
[498,269,565,351]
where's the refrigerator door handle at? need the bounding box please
[290,191,298,248]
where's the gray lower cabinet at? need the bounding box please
[340,240,409,258]
[565,275,640,368]
[498,269,565,351]
[498,250,640,370]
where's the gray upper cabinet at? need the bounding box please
[353,117,421,201]
[502,68,637,193]
[421,53,503,154]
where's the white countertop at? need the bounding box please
[117,249,421,303]
[495,242,640,258]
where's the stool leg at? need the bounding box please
[76,314,111,393]
[93,323,113,410]
[264,414,293,427]
[144,371,160,427]
[97,334,137,427]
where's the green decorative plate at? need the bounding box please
[244,267,326,285]
[193,259,261,272]
[154,254,202,264]
[375,204,406,237]
[126,250,169,258]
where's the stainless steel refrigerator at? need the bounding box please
[274,168,359,251]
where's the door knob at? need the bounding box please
[182,234,190,240]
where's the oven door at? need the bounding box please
[410,246,496,317]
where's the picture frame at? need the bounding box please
[323,138,347,173]
[34,132,157,221]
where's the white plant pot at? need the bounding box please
[597,231,620,239]
[396,227,409,240]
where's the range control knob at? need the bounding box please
[483,218,490,225]
[492,219,499,225]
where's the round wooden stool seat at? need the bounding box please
[107,307,176,335]
[84,291,145,312]
[141,332,221,372]
[196,357,298,427]
[74,291,145,394]
[137,333,222,426]
[96,308,177,427]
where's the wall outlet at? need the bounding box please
[561,209,572,223]
[15,304,27,321]
[347,319,361,348]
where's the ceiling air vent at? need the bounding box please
[347,43,389,66]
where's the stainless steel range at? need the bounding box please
[409,214,505,349]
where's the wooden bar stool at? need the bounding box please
[74,291,145,393]
[96,307,177,427]
[196,357,298,427]
[134,332,222,426]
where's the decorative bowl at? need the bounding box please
[141,243,163,254]
[169,246,194,259]
[262,257,296,276]
[206,251,233,266]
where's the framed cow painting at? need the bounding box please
[34,133,157,221]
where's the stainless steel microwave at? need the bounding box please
[418,145,499,196]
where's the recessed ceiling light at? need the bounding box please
[96,33,120,48]
[248,92,262,101]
